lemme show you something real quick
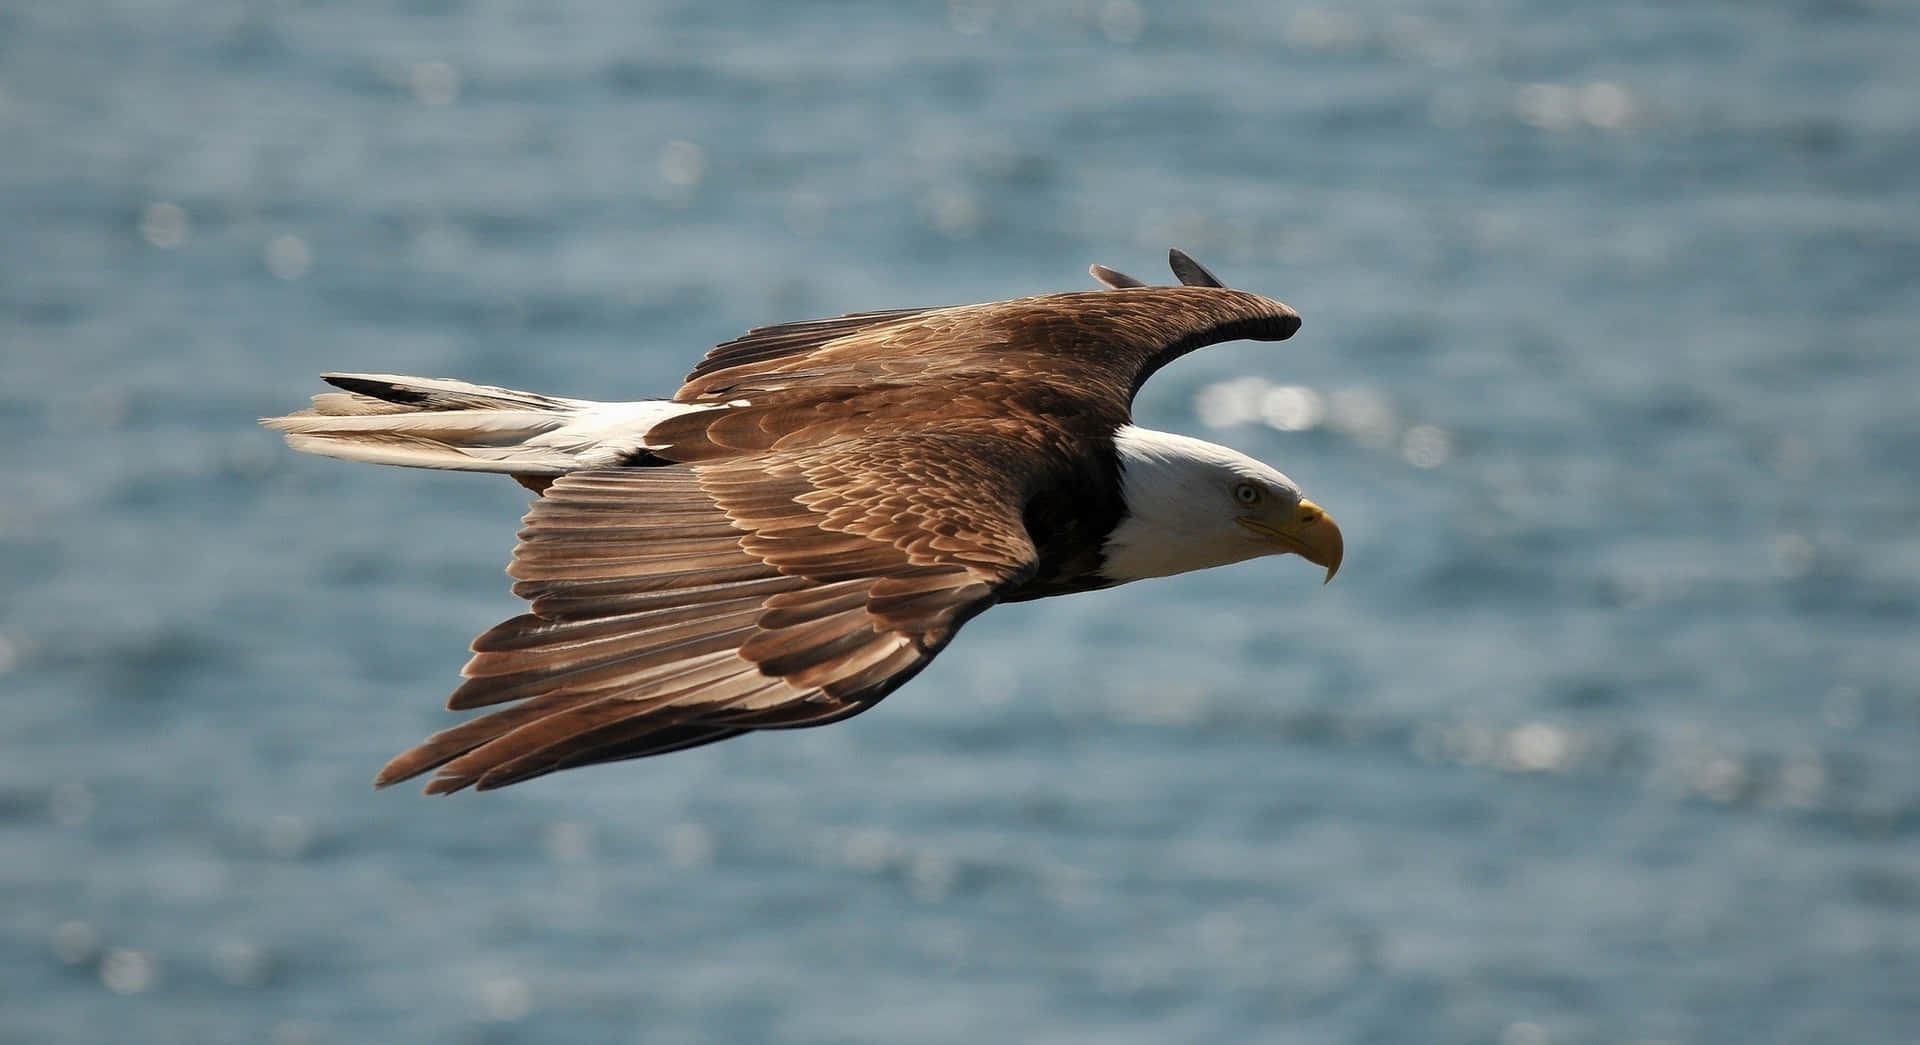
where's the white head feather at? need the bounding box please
[1100,424,1310,583]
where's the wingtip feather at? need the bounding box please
[372,758,419,790]
[1167,247,1227,288]
[1089,263,1147,289]
[424,774,477,796]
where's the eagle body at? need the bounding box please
[264,251,1342,793]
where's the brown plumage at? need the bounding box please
[263,250,1333,793]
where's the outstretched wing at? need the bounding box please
[674,250,1302,408]
[376,436,1038,793]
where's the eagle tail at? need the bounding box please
[260,373,691,478]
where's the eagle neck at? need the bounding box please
[999,427,1127,603]
[1098,424,1265,584]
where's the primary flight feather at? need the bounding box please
[263,250,1342,793]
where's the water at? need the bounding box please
[4,2,1918,1042]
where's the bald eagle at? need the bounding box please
[263,250,1342,793]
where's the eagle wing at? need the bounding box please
[375,435,1038,793]
[676,250,1301,407]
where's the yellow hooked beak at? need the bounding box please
[1237,497,1344,582]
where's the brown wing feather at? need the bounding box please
[682,251,1286,400]
[458,722,751,792]
[684,307,934,386]
[376,444,1036,793]
[674,285,1300,409]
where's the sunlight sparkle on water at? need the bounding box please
[264,813,312,859]
[546,820,595,865]
[664,822,715,868]
[659,140,707,188]
[486,976,533,1021]
[410,61,459,106]
[1401,424,1453,468]
[1515,81,1639,131]
[138,202,189,249]
[1500,1021,1552,1045]
[266,235,311,281]
[100,948,156,995]
[52,921,98,966]
[1098,0,1145,44]
[214,939,271,987]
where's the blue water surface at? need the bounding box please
[4,2,1918,1042]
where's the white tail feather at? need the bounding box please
[262,373,714,476]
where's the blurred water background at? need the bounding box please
[4,1,1919,1042]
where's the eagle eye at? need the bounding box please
[1232,481,1263,506]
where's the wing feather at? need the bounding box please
[378,446,1036,792]
[437,722,751,793]
[671,252,1299,412]
[685,307,933,385]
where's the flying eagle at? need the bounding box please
[263,250,1342,793]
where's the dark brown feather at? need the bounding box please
[685,307,933,386]
[1167,247,1227,288]
[665,288,1299,440]
[377,450,1038,792]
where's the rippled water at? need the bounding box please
[5,2,1918,1042]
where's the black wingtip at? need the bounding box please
[1167,248,1227,288]
[321,374,433,405]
